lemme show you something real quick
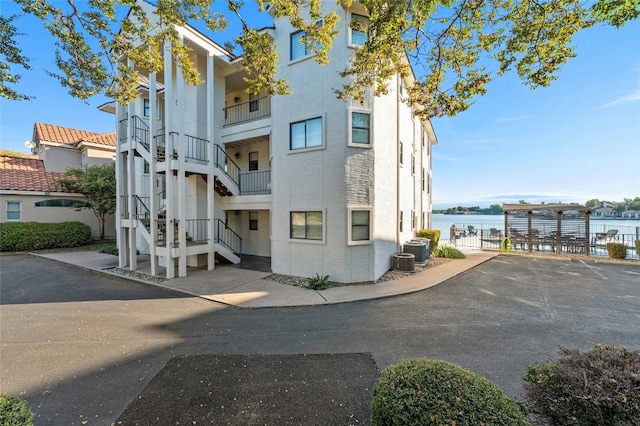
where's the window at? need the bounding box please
[351,112,371,145]
[411,210,416,230]
[399,210,403,232]
[249,93,259,113]
[290,211,323,240]
[421,167,425,192]
[143,99,150,117]
[81,151,87,168]
[6,201,20,221]
[399,142,404,164]
[249,212,258,230]
[290,30,312,60]
[290,117,322,150]
[35,199,90,208]
[350,14,368,45]
[349,209,371,243]
[248,152,258,171]
[411,154,415,175]
[143,160,150,174]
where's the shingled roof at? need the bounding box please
[0,156,69,192]
[33,122,116,147]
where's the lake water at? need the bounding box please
[431,214,640,240]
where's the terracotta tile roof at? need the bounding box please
[33,122,116,147]
[0,156,70,192]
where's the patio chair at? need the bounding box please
[604,229,618,241]
[467,225,478,236]
[489,228,502,238]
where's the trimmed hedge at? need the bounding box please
[371,358,528,425]
[0,393,33,425]
[606,242,627,259]
[523,344,640,426]
[416,229,441,253]
[0,222,91,251]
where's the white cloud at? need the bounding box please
[601,89,640,108]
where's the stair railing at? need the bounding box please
[214,145,240,187]
[214,219,242,255]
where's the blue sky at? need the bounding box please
[1,2,639,209]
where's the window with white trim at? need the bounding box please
[143,99,150,117]
[248,151,258,171]
[399,210,404,232]
[411,154,415,175]
[290,211,323,240]
[421,167,425,192]
[290,117,322,150]
[411,210,416,230]
[249,212,258,230]
[351,112,371,146]
[349,208,372,243]
[399,142,404,164]
[6,201,21,221]
[350,14,368,45]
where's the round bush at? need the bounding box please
[371,358,528,425]
[0,393,33,425]
[524,344,640,426]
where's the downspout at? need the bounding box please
[396,74,401,252]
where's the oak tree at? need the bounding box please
[3,0,639,118]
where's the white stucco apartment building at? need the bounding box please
[113,0,438,283]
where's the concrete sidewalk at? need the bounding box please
[35,250,498,308]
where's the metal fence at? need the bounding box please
[185,219,209,243]
[447,222,640,259]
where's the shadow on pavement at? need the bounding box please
[115,353,379,425]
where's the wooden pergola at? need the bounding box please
[502,203,592,255]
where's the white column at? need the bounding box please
[176,33,188,278]
[115,78,127,268]
[207,52,216,270]
[164,40,176,279]
[127,58,137,271]
[149,70,159,275]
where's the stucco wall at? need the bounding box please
[1,192,116,239]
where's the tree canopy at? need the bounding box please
[2,0,638,118]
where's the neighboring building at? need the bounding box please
[0,123,116,239]
[112,0,437,282]
[591,201,616,219]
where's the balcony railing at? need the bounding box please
[223,96,271,126]
[119,195,129,219]
[239,170,271,195]
[185,135,209,163]
[185,219,209,243]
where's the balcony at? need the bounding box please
[224,96,271,126]
[239,170,271,195]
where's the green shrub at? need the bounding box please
[0,222,91,251]
[307,273,331,290]
[371,358,528,426]
[523,344,640,426]
[97,245,119,256]
[433,246,466,259]
[606,242,627,259]
[0,393,33,425]
[416,229,440,253]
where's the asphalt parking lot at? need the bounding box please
[1,253,639,425]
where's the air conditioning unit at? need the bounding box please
[403,240,430,265]
[391,252,415,272]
